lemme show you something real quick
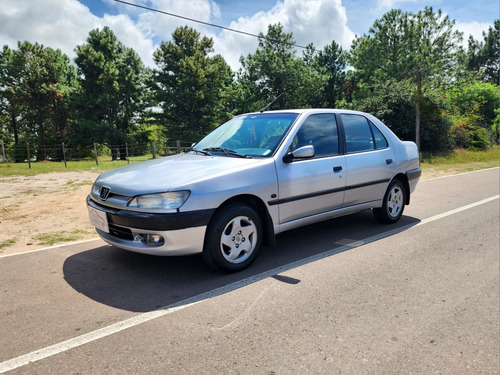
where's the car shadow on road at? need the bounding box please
[63,211,420,312]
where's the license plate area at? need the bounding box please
[88,206,109,233]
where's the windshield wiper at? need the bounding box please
[189,147,212,156]
[202,147,249,158]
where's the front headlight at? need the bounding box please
[127,191,190,210]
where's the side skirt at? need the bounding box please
[274,200,382,234]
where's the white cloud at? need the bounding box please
[0,0,100,59]
[0,0,353,72]
[211,0,355,71]
[0,0,156,66]
[0,0,494,74]
[455,21,491,45]
[109,0,223,67]
[101,14,156,67]
[136,0,220,41]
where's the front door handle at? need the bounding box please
[333,166,343,173]
[386,159,393,165]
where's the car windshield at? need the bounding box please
[193,113,299,157]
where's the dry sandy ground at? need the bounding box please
[0,171,100,256]
[0,167,468,256]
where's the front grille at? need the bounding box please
[108,223,134,241]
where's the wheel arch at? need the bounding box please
[209,194,276,247]
[392,173,410,205]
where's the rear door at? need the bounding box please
[275,113,346,224]
[339,113,396,207]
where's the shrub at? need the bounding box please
[451,124,490,150]
[469,126,490,150]
[451,124,470,148]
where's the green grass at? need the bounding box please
[34,230,92,246]
[0,158,143,176]
[65,179,95,187]
[420,146,500,178]
[0,238,17,251]
[0,153,173,176]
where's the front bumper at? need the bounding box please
[87,196,214,256]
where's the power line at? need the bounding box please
[112,0,310,50]
[111,0,422,74]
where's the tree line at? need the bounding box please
[1,6,499,162]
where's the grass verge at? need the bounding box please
[420,147,500,178]
[0,238,17,252]
[0,156,151,177]
[34,230,93,246]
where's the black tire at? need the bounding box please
[203,203,262,273]
[373,179,406,224]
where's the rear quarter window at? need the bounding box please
[370,122,388,149]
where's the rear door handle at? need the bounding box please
[333,166,343,173]
[386,159,393,165]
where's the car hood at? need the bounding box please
[94,153,265,196]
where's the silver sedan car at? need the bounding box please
[87,109,421,272]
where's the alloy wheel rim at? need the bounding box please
[387,185,403,218]
[220,216,257,264]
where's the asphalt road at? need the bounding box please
[1,168,499,374]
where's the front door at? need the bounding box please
[276,113,346,224]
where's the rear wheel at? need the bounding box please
[373,179,406,224]
[203,203,262,273]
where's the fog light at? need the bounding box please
[146,234,164,246]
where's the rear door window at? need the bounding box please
[341,114,389,153]
[342,114,375,153]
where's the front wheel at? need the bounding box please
[373,179,406,224]
[203,203,262,273]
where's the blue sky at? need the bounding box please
[79,0,498,36]
[1,0,498,70]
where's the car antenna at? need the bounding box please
[260,91,285,113]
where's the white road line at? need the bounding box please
[0,238,102,258]
[0,194,498,374]
[417,195,499,225]
[421,166,499,181]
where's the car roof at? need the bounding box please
[245,108,368,116]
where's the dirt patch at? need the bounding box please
[0,171,100,255]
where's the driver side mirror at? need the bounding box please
[282,145,315,163]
